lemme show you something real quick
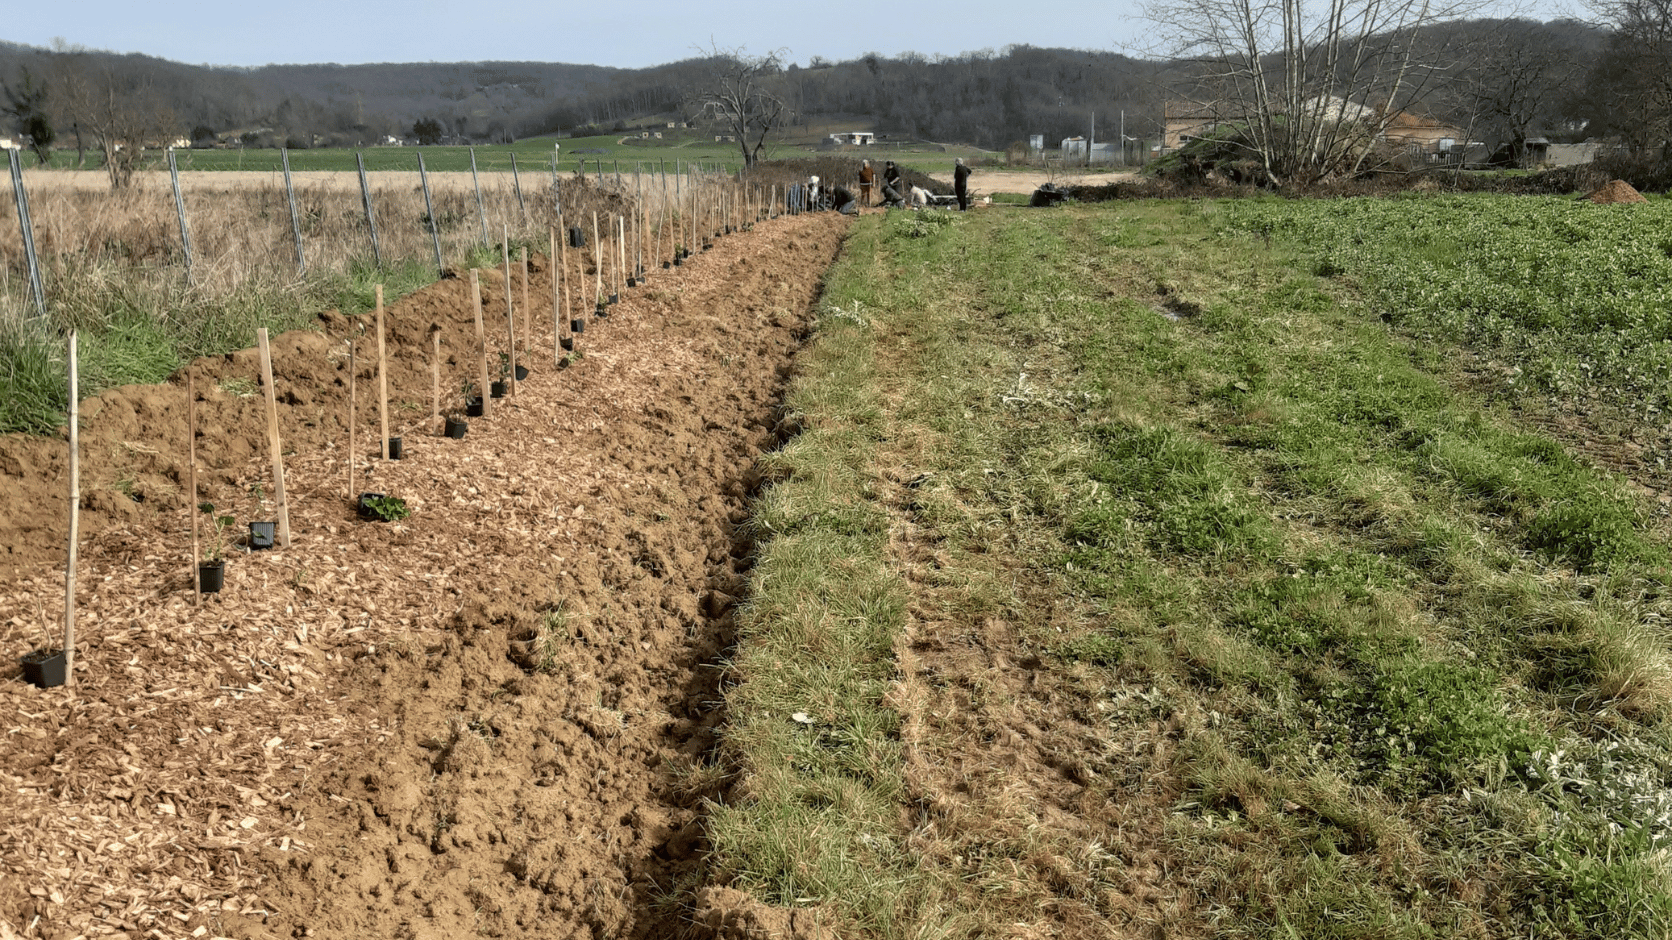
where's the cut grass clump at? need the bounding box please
[1526,493,1647,572]
[1329,658,1542,794]
[0,315,66,434]
[1085,423,1273,558]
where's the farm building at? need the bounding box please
[1163,98,1472,160]
[827,131,876,146]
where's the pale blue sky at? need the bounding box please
[6,0,1162,69]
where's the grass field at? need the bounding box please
[25,133,1000,179]
[718,198,1672,938]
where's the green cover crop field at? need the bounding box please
[719,195,1672,938]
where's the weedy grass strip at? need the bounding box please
[710,217,945,936]
[719,198,1672,940]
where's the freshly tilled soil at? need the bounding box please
[0,211,850,940]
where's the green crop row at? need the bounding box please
[1215,195,1672,414]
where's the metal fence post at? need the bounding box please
[356,151,382,267]
[511,152,526,219]
[551,146,561,216]
[417,151,445,278]
[469,146,488,245]
[8,149,46,318]
[167,148,195,284]
[281,148,306,275]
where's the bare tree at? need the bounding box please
[52,52,180,189]
[1143,0,1491,186]
[1583,0,1672,161]
[691,44,789,168]
[1456,22,1586,166]
[3,67,55,165]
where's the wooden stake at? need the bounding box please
[188,371,200,602]
[592,211,603,306]
[520,246,530,358]
[617,215,626,296]
[472,270,491,416]
[561,227,568,366]
[347,338,355,499]
[376,285,389,460]
[506,256,518,398]
[431,329,441,421]
[64,331,79,682]
[502,227,515,396]
[256,328,292,549]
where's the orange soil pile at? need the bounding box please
[0,212,850,940]
[1585,179,1648,204]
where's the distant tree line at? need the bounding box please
[8,12,1672,188]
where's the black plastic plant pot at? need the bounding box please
[249,521,276,550]
[626,277,637,288]
[21,648,66,688]
[673,257,682,267]
[199,560,226,594]
[444,416,468,439]
[356,492,387,521]
[515,365,530,381]
[466,397,485,417]
[387,437,403,460]
[662,260,671,270]
[560,336,574,352]
[607,293,619,305]
[571,318,585,334]
[490,381,508,399]
[595,304,609,320]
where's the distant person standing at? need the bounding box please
[859,159,875,206]
[954,157,972,211]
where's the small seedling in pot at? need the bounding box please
[491,355,511,398]
[20,597,66,688]
[197,502,234,593]
[199,502,235,563]
[359,494,410,522]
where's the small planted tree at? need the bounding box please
[197,502,234,593]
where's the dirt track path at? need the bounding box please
[0,213,850,940]
[926,169,1140,194]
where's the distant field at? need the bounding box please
[27,132,1001,179]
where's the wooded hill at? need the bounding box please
[0,21,1615,156]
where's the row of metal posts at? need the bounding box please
[8,147,795,324]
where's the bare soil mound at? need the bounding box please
[1585,179,1648,204]
[0,213,850,940]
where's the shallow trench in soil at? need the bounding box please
[0,212,850,940]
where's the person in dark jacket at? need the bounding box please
[954,157,973,211]
[881,161,903,206]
